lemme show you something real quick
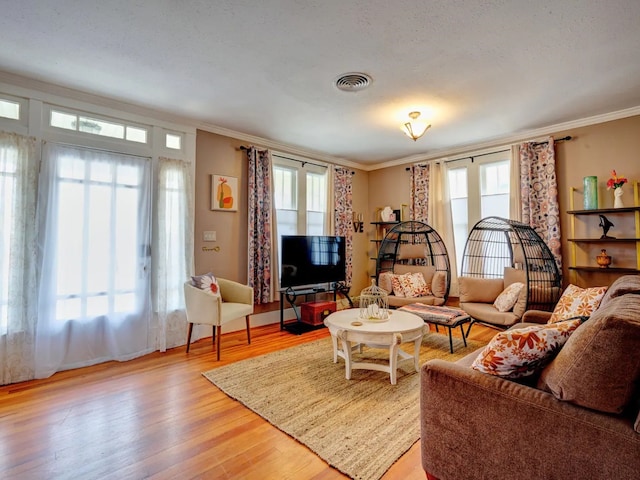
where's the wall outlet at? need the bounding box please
[203,231,216,242]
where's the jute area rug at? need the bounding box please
[202,333,485,480]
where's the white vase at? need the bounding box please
[614,187,624,208]
[380,206,393,221]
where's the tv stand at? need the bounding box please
[279,283,353,334]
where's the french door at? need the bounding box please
[35,143,152,376]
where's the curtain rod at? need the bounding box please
[405,135,573,170]
[240,145,354,174]
[531,135,572,146]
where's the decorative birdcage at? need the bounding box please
[359,279,390,322]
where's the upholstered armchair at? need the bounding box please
[183,278,254,360]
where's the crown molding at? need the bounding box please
[372,105,640,171]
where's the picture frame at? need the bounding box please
[211,174,238,211]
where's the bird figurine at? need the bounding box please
[599,215,615,239]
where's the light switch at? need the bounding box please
[203,231,216,242]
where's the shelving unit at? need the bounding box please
[567,181,640,284]
[369,221,399,276]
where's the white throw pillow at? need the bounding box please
[493,282,525,312]
[548,284,607,323]
[191,272,221,296]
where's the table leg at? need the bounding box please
[339,337,353,380]
[459,324,468,347]
[412,335,423,372]
[330,334,339,363]
[388,333,402,385]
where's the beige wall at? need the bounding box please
[367,115,640,289]
[194,131,248,283]
[194,115,639,297]
[194,130,371,296]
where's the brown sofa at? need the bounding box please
[420,275,640,480]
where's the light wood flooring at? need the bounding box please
[0,318,496,479]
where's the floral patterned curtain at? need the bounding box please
[519,137,563,270]
[247,147,276,304]
[410,163,430,222]
[333,167,353,286]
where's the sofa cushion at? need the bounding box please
[548,284,607,323]
[494,282,525,312]
[431,271,447,298]
[458,276,504,304]
[538,294,640,414]
[390,273,408,297]
[471,318,583,379]
[377,271,393,294]
[191,272,220,296]
[599,274,640,309]
[459,302,519,327]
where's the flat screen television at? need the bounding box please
[280,235,346,289]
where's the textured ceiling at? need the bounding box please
[1,1,640,168]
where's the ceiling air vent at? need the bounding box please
[334,72,372,92]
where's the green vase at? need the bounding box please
[583,176,598,210]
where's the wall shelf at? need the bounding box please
[567,181,640,284]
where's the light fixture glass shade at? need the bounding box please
[402,111,431,141]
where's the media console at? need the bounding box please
[279,282,353,334]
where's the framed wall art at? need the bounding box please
[211,174,238,211]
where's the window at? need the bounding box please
[165,133,182,150]
[273,157,328,236]
[272,155,328,268]
[447,151,511,273]
[49,107,149,144]
[0,98,20,120]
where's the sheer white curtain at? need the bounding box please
[153,157,193,351]
[428,160,459,296]
[35,143,153,378]
[0,132,38,385]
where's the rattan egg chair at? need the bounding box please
[375,221,451,307]
[458,216,562,333]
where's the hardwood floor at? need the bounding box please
[0,319,496,480]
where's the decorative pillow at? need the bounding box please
[399,272,432,298]
[191,272,220,296]
[548,284,607,323]
[390,274,407,297]
[493,282,525,312]
[471,318,584,379]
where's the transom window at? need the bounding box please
[49,107,149,144]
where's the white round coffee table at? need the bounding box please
[323,308,425,384]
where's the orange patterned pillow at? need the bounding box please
[471,318,584,379]
[399,272,432,298]
[548,284,607,323]
[390,274,407,297]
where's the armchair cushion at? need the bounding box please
[458,276,504,303]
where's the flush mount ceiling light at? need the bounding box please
[402,111,431,141]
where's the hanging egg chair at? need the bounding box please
[375,221,451,306]
[459,217,562,330]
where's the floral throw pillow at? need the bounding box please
[191,272,220,296]
[493,282,525,312]
[548,284,607,323]
[399,272,433,298]
[390,274,407,297]
[471,318,584,379]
